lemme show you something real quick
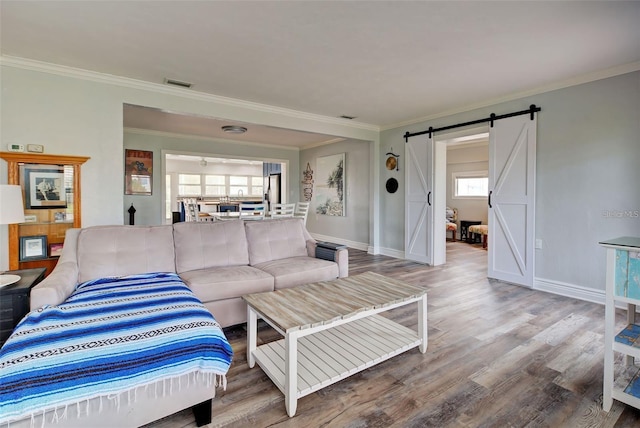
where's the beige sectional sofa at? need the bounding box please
[31,217,349,328]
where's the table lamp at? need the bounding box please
[0,184,25,287]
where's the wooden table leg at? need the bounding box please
[247,306,257,368]
[285,332,298,417]
[418,294,428,353]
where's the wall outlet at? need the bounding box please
[7,143,24,152]
[27,144,44,153]
[535,239,543,249]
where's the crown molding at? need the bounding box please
[1,55,380,132]
[301,137,348,150]
[125,127,350,151]
[124,127,302,152]
[381,61,640,131]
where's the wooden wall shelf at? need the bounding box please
[0,152,89,275]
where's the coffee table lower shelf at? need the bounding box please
[253,314,420,401]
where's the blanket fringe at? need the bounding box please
[3,371,227,428]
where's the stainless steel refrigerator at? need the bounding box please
[265,173,281,212]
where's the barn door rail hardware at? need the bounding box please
[404,104,541,142]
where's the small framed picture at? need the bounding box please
[49,243,64,257]
[53,211,66,222]
[23,215,38,223]
[19,235,48,261]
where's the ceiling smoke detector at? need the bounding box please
[221,125,248,134]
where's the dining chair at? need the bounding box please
[183,198,199,222]
[270,203,295,218]
[294,201,310,225]
[239,203,267,220]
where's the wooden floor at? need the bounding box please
[147,241,640,428]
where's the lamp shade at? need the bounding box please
[0,185,26,225]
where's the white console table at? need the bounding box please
[601,236,640,411]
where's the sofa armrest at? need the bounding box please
[30,228,81,309]
[30,261,79,309]
[335,248,349,278]
[306,240,349,278]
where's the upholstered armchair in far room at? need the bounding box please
[446,207,458,241]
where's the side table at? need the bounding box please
[460,220,482,243]
[0,267,46,346]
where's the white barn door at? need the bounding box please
[405,135,433,264]
[488,115,536,287]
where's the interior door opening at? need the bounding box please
[433,128,490,266]
[163,152,287,222]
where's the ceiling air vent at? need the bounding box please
[339,115,357,120]
[164,78,193,89]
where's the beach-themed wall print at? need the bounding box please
[315,153,345,216]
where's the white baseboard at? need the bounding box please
[309,233,369,252]
[306,240,607,307]
[533,277,605,305]
[376,246,405,259]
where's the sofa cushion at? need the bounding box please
[253,256,339,290]
[77,225,175,283]
[174,220,249,273]
[244,218,308,265]
[179,266,274,302]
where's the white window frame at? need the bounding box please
[452,170,489,199]
[174,173,263,198]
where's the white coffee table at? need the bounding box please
[243,271,427,416]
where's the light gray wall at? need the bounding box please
[300,139,371,248]
[446,145,489,232]
[0,61,380,271]
[124,130,299,225]
[380,71,640,292]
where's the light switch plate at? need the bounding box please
[7,143,24,152]
[27,144,44,153]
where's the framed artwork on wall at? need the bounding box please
[315,153,345,216]
[24,166,67,209]
[125,149,153,195]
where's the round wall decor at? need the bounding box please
[386,177,399,193]
[385,156,397,171]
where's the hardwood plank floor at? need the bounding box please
[146,241,640,427]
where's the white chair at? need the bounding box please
[239,203,266,220]
[294,201,310,225]
[183,198,199,222]
[270,203,295,218]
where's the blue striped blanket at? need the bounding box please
[0,272,233,424]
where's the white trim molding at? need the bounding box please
[382,61,640,131]
[534,277,605,305]
[1,55,380,133]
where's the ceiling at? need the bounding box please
[2,1,639,144]
[124,104,345,149]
